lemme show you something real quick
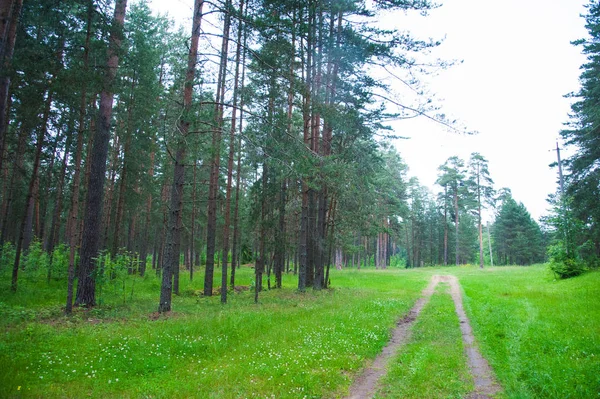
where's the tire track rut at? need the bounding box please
[345,275,501,399]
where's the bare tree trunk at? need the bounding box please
[443,184,448,266]
[158,0,203,312]
[220,0,243,303]
[255,163,267,303]
[66,2,93,314]
[204,0,230,297]
[76,0,128,307]
[112,79,135,256]
[190,160,196,281]
[477,165,484,269]
[101,128,119,250]
[454,184,459,266]
[230,10,248,287]
[78,96,96,246]
[139,150,154,276]
[47,129,71,281]
[112,132,131,256]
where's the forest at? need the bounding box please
[0,0,599,397]
[0,0,559,309]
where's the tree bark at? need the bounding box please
[158,0,203,313]
[65,1,93,314]
[454,183,459,266]
[47,128,72,282]
[204,0,230,297]
[0,0,22,179]
[220,0,242,303]
[139,150,154,276]
[76,0,128,307]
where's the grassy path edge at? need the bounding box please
[346,276,439,398]
[347,275,504,399]
[445,275,502,399]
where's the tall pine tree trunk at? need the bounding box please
[205,0,230,297]
[65,1,93,314]
[139,150,154,276]
[158,0,203,313]
[47,128,72,281]
[220,0,242,303]
[443,184,448,266]
[454,184,459,266]
[75,0,128,307]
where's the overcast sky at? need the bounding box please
[150,0,589,222]
[384,0,588,222]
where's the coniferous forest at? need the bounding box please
[0,0,599,398]
[0,0,562,310]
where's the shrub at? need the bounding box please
[548,242,586,279]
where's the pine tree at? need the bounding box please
[560,0,600,260]
[76,0,128,307]
[466,152,495,268]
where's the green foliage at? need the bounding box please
[560,0,600,259]
[94,250,139,305]
[547,242,586,279]
[22,240,49,279]
[492,192,545,265]
[49,244,70,280]
[544,195,598,276]
[0,242,16,271]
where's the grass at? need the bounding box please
[0,262,599,398]
[0,265,427,398]
[374,283,473,399]
[450,265,600,399]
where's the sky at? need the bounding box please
[383,0,588,222]
[149,0,589,222]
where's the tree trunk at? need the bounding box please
[47,128,71,281]
[220,0,242,303]
[0,0,22,179]
[66,2,93,314]
[443,184,448,266]
[158,0,203,313]
[11,110,46,291]
[139,150,154,277]
[477,165,484,269]
[255,163,267,303]
[76,0,128,307]
[204,0,230,297]
[101,123,120,250]
[190,159,196,280]
[112,80,136,256]
[454,184,459,266]
[112,132,131,256]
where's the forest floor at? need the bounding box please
[0,264,598,398]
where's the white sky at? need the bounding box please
[149,0,589,222]
[385,0,588,222]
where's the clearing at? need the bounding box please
[0,264,598,398]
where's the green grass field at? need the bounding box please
[0,264,598,398]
